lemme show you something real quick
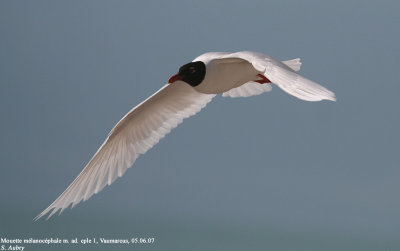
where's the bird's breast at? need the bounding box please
[193,60,260,94]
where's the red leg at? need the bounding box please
[254,73,271,84]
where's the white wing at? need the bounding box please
[207,51,336,101]
[221,58,301,98]
[222,82,272,98]
[35,82,215,220]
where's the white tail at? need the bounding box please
[282,58,302,72]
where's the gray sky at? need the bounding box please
[1,1,399,250]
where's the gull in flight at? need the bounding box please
[35,51,336,220]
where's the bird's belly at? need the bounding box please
[193,60,260,94]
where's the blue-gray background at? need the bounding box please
[1,1,399,250]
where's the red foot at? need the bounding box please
[254,74,271,84]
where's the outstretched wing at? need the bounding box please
[35,82,215,220]
[218,51,336,101]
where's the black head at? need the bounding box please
[168,61,206,87]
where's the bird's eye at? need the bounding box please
[189,67,196,74]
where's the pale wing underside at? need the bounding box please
[221,58,301,98]
[207,51,335,101]
[222,82,272,98]
[35,82,215,220]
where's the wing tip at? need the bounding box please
[33,207,57,221]
[328,96,337,102]
[320,92,336,102]
[325,90,337,102]
[34,201,72,221]
[293,90,337,102]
